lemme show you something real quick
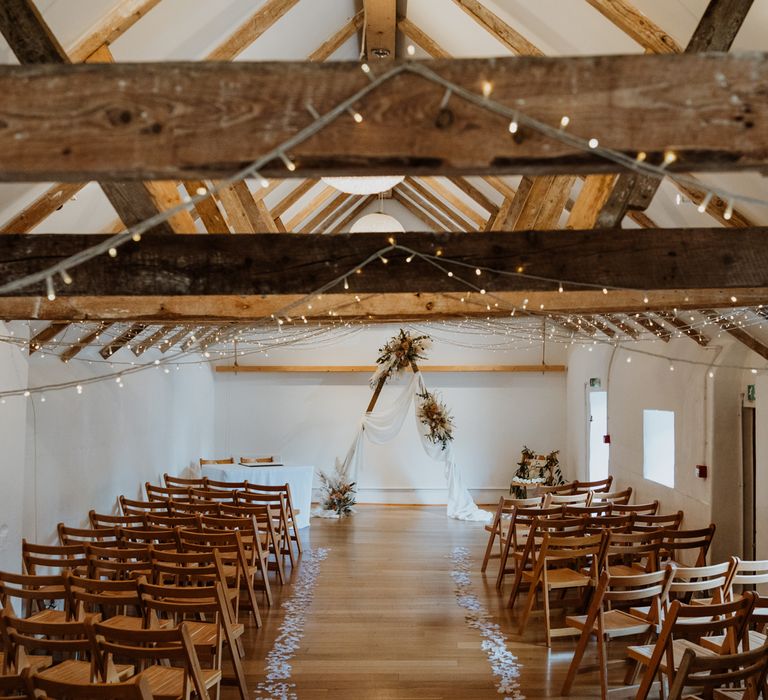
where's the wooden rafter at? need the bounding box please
[319,195,364,233]
[655,312,710,347]
[29,322,68,354]
[206,0,300,61]
[448,178,498,217]
[587,317,616,338]
[603,315,640,339]
[397,17,450,58]
[390,191,441,232]
[703,309,768,361]
[396,184,461,232]
[160,326,194,353]
[6,55,768,181]
[300,193,353,233]
[0,183,86,234]
[363,0,396,61]
[271,180,318,220]
[100,323,147,358]
[60,322,114,362]
[420,178,486,229]
[451,0,543,55]
[329,195,377,233]
[133,325,176,356]
[632,314,671,342]
[285,187,336,231]
[404,178,477,231]
[672,179,755,228]
[308,11,365,62]
[584,0,682,53]
[183,182,230,233]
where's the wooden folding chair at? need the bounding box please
[118,497,170,516]
[167,502,222,517]
[243,483,303,558]
[0,673,31,699]
[564,504,613,517]
[496,505,565,591]
[164,474,207,489]
[612,501,660,516]
[85,545,152,582]
[627,593,756,700]
[90,620,220,700]
[662,525,717,567]
[233,492,296,567]
[543,491,593,508]
[88,513,145,530]
[117,528,180,552]
[632,511,684,533]
[176,528,264,624]
[666,641,768,700]
[481,497,528,574]
[65,574,147,632]
[197,515,274,606]
[0,572,68,623]
[199,458,233,467]
[603,530,663,577]
[561,568,673,699]
[583,514,633,534]
[517,531,605,645]
[31,673,154,700]
[57,525,120,548]
[189,489,237,505]
[590,487,633,505]
[573,476,613,493]
[219,504,286,585]
[21,542,86,578]
[536,482,577,496]
[138,580,248,700]
[142,513,199,530]
[144,484,190,503]
[202,479,247,490]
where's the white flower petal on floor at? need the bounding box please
[450,547,525,700]
[255,548,329,700]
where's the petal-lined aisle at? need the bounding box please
[233,505,603,700]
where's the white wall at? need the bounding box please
[0,323,29,571]
[214,325,569,503]
[22,354,215,546]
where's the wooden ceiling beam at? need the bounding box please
[402,179,476,231]
[390,191,442,232]
[421,178,486,229]
[4,289,766,323]
[584,0,682,53]
[300,192,353,233]
[672,178,755,228]
[59,322,114,362]
[5,54,768,181]
[447,178,498,216]
[703,308,768,361]
[206,0,300,61]
[284,186,336,231]
[397,17,450,58]
[396,183,461,231]
[271,180,318,220]
[586,317,616,338]
[363,0,396,62]
[319,194,364,233]
[328,195,377,233]
[632,313,671,342]
[451,0,543,55]
[132,324,176,356]
[5,229,768,297]
[183,181,230,233]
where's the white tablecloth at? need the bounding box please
[200,464,314,529]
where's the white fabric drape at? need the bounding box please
[337,372,490,522]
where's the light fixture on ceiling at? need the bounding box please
[321,175,405,195]
[349,213,405,233]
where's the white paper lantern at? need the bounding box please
[349,213,405,233]
[321,176,405,195]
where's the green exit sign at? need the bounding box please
[747,384,756,402]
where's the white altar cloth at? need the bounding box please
[200,464,314,529]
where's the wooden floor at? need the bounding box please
[229,505,618,699]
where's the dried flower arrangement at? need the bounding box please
[370,329,431,388]
[319,469,357,517]
[510,446,564,498]
[417,390,455,450]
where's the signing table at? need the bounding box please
[200,464,314,529]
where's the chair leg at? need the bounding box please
[561,626,592,696]
[481,523,499,573]
[518,576,539,636]
[508,562,526,608]
[596,633,608,700]
[542,583,552,647]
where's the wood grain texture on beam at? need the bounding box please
[4,55,768,181]
[100,322,147,358]
[655,311,710,346]
[206,0,300,61]
[632,313,671,341]
[59,322,114,362]
[309,11,365,62]
[4,288,766,322]
[4,229,768,298]
[585,0,682,53]
[0,0,70,63]
[28,322,68,354]
[0,183,86,233]
[363,0,396,61]
[397,17,450,58]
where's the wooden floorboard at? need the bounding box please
[228,505,621,699]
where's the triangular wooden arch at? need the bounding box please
[365,359,421,413]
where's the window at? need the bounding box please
[643,410,675,487]
[588,391,609,481]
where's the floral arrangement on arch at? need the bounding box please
[510,446,564,498]
[370,329,431,388]
[417,390,454,450]
[318,469,357,517]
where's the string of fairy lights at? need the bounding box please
[1,57,768,399]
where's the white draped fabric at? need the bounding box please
[336,372,490,522]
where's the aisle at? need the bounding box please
[232,505,600,700]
